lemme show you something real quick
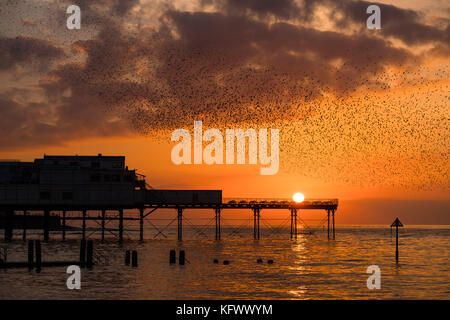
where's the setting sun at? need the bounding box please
[293,193,305,203]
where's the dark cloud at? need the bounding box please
[0,36,65,72]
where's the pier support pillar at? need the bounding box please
[43,210,50,242]
[253,208,260,240]
[139,208,144,241]
[82,210,86,241]
[177,208,183,241]
[62,211,66,241]
[327,209,330,240]
[294,209,298,239]
[215,208,221,240]
[23,210,27,241]
[332,209,335,240]
[4,210,13,242]
[119,209,124,243]
[290,209,298,239]
[101,210,105,242]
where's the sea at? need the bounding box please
[0,226,449,299]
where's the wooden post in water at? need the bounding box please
[101,209,105,243]
[391,218,404,263]
[119,209,124,243]
[179,250,185,265]
[62,211,66,241]
[132,250,138,267]
[43,210,50,242]
[169,250,176,264]
[139,208,144,242]
[35,240,41,272]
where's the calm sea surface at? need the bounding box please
[1,226,449,299]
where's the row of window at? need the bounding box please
[90,173,135,182]
[40,191,72,200]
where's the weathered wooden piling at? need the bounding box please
[86,240,93,268]
[169,250,176,264]
[28,240,34,270]
[125,250,131,265]
[131,250,138,267]
[179,250,185,265]
[35,240,41,272]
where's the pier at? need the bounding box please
[0,155,338,242]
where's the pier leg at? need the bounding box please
[177,208,183,241]
[290,209,293,239]
[331,209,336,240]
[215,208,221,240]
[257,209,260,239]
[43,210,50,242]
[62,211,66,241]
[139,208,144,242]
[28,240,34,270]
[4,210,13,242]
[327,210,330,240]
[293,209,298,239]
[86,240,93,268]
[35,240,41,272]
[23,210,27,241]
[253,209,257,240]
[80,240,86,267]
[82,210,86,241]
[101,210,105,242]
[119,209,123,243]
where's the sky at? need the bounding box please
[0,0,448,224]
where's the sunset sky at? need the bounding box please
[0,0,448,224]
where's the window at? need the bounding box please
[112,162,123,169]
[40,191,51,200]
[91,162,100,168]
[62,192,73,200]
[104,174,110,182]
[90,173,101,182]
[111,174,120,182]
